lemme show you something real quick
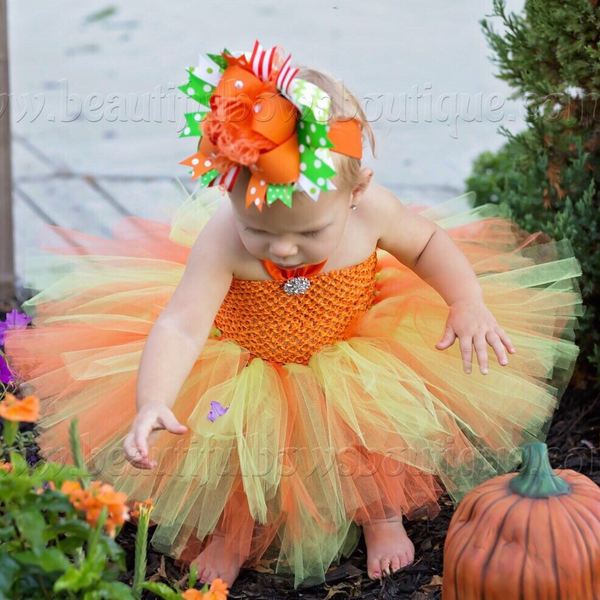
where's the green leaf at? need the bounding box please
[54,558,100,593]
[189,561,198,588]
[58,535,90,555]
[0,554,19,595]
[98,535,126,568]
[13,547,72,572]
[99,581,136,600]
[2,421,18,447]
[54,567,82,592]
[85,539,108,573]
[69,418,88,475]
[0,475,34,500]
[35,491,73,513]
[33,460,90,486]
[140,582,182,600]
[32,460,62,479]
[14,507,46,552]
[83,591,105,600]
[50,518,92,538]
[132,509,150,599]
[8,450,27,475]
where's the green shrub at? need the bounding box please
[466,0,600,381]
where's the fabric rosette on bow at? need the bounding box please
[178,40,363,211]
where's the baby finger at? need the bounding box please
[123,435,149,468]
[474,334,489,374]
[496,326,515,353]
[134,420,153,458]
[486,331,507,366]
[459,337,473,374]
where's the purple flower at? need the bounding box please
[0,354,14,384]
[207,401,229,423]
[0,310,33,345]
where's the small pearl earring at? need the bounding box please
[350,204,357,210]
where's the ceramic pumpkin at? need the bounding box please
[442,442,600,599]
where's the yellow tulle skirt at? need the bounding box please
[4,188,583,588]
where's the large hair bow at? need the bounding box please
[178,40,363,211]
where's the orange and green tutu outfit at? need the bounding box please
[4,188,583,588]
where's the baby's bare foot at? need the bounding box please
[191,532,244,588]
[362,515,414,580]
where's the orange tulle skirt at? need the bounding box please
[4,189,583,587]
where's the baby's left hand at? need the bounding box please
[435,298,515,375]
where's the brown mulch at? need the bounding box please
[1,298,599,599]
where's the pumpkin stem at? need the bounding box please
[509,442,571,498]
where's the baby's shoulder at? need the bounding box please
[359,182,404,240]
[188,200,245,276]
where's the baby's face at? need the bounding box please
[228,167,352,268]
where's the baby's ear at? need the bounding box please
[350,168,374,204]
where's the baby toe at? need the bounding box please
[367,556,382,580]
[197,567,208,585]
[206,569,219,585]
[380,557,392,575]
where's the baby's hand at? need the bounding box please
[123,401,188,469]
[435,298,515,375]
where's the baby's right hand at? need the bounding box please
[123,401,188,469]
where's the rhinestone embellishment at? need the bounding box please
[283,276,311,295]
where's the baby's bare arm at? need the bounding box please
[135,201,235,412]
[373,183,482,304]
[372,184,514,374]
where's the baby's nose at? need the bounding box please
[269,240,298,258]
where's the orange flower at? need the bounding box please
[61,480,88,510]
[0,393,39,422]
[131,497,154,519]
[209,578,229,600]
[181,590,204,600]
[88,481,130,535]
[181,578,228,600]
[60,479,130,537]
[0,461,12,472]
[61,480,83,495]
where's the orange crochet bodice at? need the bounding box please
[213,249,379,365]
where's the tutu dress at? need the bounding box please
[4,187,583,588]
